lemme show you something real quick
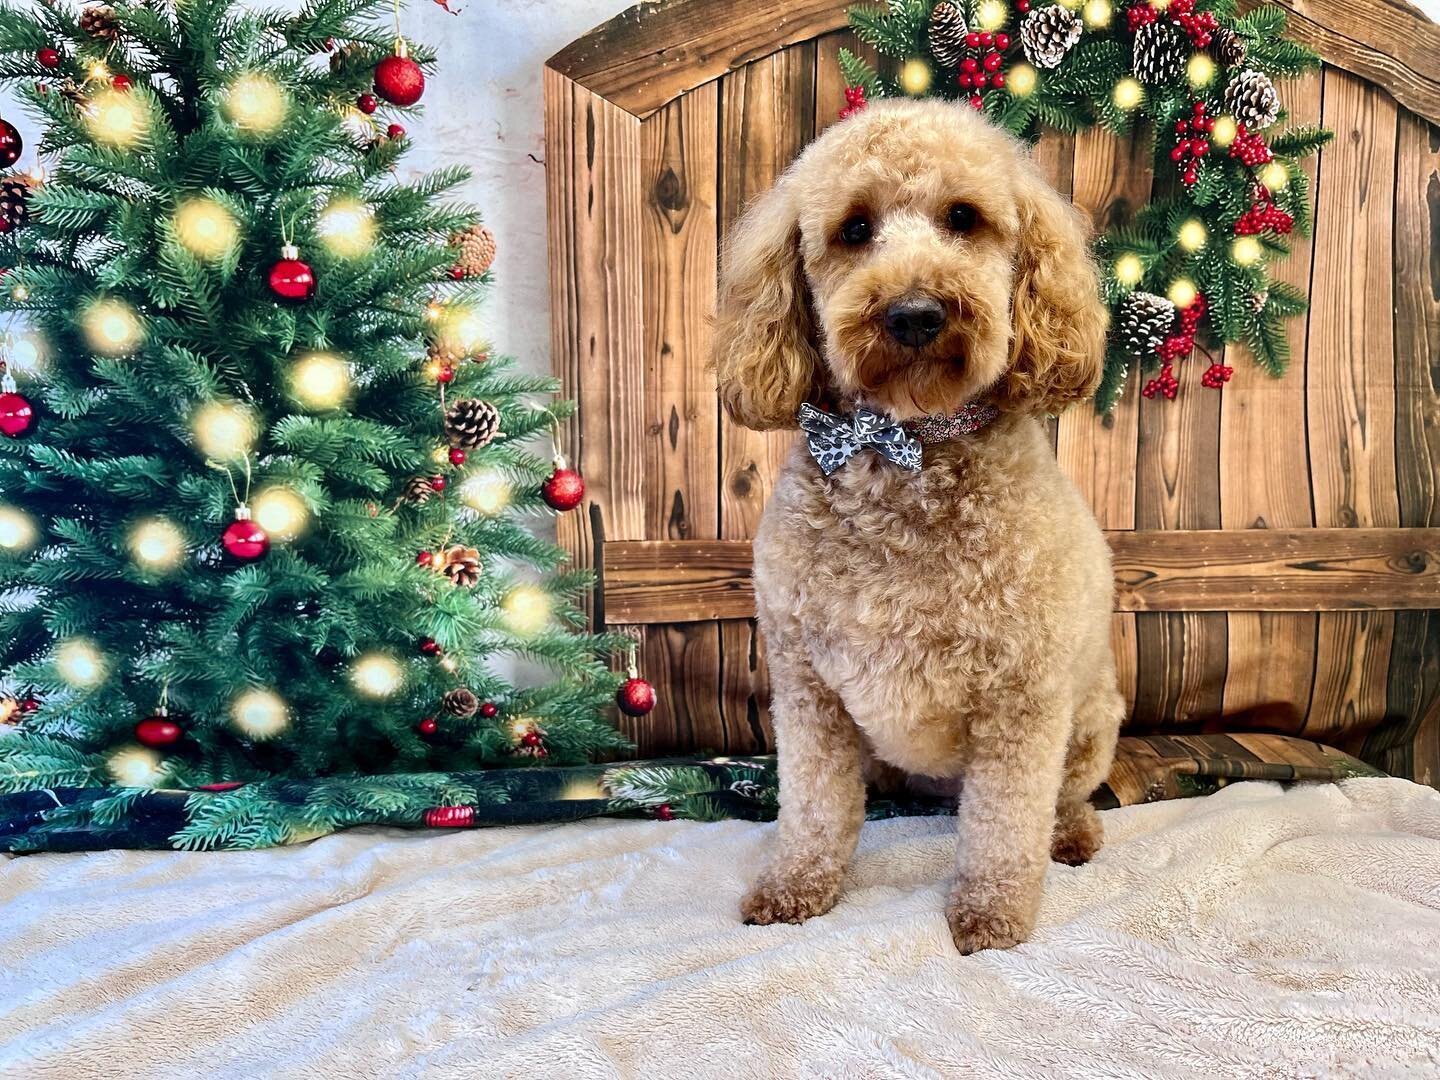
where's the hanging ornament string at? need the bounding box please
[615,639,656,717]
[540,410,585,512]
[209,454,270,560]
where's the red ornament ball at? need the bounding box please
[541,466,585,512]
[111,74,132,92]
[655,803,675,821]
[0,119,21,168]
[520,730,543,748]
[416,549,434,566]
[37,47,61,69]
[356,92,379,115]
[436,365,455,384]
[479,702,499,719]
[617,676,657,717]
[19,697,40,714]
[419,637,442,656]
[448,447,466,466]
[221,514,269,561]
[417,716,438,735]
[0,391,34,438]
[429,475,446,492]
[387,123,406,140]
[268,248,315,304]
[135,714,182,747]
[374,52,425,107]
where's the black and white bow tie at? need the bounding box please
[797,401,1000,475]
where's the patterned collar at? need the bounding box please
[903,402,1000,443]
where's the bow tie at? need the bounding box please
[797,402,1000,475]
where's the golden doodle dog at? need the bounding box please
[713,98,1125,954]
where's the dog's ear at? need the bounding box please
[993,170,1108,415]
[713,178,821,431]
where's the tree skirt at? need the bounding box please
[0,734,1380,852]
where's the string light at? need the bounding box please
[1210,115,1238,148]
[1232,236,1264,266]
[1008,63,1038,97]
[289,352,350,410]
[351,654,404,698]
[338,107,373,142]
[898,59,933,96]
[85,89,145,146]
[251,487,307,540]
[1259,162,1290,191]
[10,284,28,302]
[1167,278,1198,309]
[232,688,288,738]
[1177,219,1208,252]
[224,74,287,134]
[975,0,1008,31]
[88,61,110,82]
[436,306,487,359]
[1187,53,1216,88]
[1112,77,1144,111]
[192,401,257,460]
[0,506,37,552]
[461,469,510,515]
[1113,253,1144,288]
[503,585,552,636]
[316,198,375,258]
[129,518,186,572]
[108,746,166,787]
[8,332,43,372]
[174,198,238,260]
[1082,0,1112,27]
[56,639,106,688]
[82,298,143,356]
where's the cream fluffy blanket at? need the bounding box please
[3,778,1439,1078]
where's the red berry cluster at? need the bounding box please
[1157,293,1207,363]
[1233,195,1293,236]
[1229,125,1272,166]
[1126,4,1158,30]
[1142,365,1180,400]
[957,33,1010,92]
[840,84,867,120]
[1127,0,1216,45]
[1171,102,1214,187]
[1201,362,1234,389]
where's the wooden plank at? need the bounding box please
[719,619,775,754]
[1306,69,1402,747]
[601,529,1440,623]
[1219,74,1322,733]
[1385,112,1440,784]
[630,623,729,757]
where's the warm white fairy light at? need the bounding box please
[316,198,375,258]
[232,688,288,738]
[85,90,145,146]
[108,745,166,787]
[1259,162,1289,191]
[351,654,404,698]
[289,352,350,410]
[1210,115,1238,148]
[1232,236,1264,266]
[1167,278,1198,309]
[1186,53,1216,88]
[1082,0,1111,27]
[225,74,287,134]
[1112,77,1144,111]
[0,506,37,552]
[503,586,552,636]
[251,487,308,541]
[191,401,257,460]
[82,298,143,356]
[9,332,43,372]
[975,0,1008,31]
[898,59,932,96]
[129,518,186,572]
[437,306,487,359]
[56,639,106,688]
[1177,219,1208,252]
[461,469,510,515]
[174,198,239,260]
[1113,253,1144,288]
[1008,63,1038,97]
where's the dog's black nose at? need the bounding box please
[883,296,946,348]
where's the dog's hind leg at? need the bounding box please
[1050,672,1124,866]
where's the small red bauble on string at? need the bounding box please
[436,365,455,384]
[0,118,22,168]
[617,673,656,717]
[356,92,379,115]
[221,506,270,561]
[417,716,438,735]
[479,701,498,719]
[268,243,315,304]
[448,447,466,466]
[37,48,61,69]
[0,390,35,438]
[419,637,442,656]
[374,42,425,106]
[387,123,406,140]
[135,709,182,747]
[429,475,446,492]
[541,454,585,512]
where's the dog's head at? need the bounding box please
[714,98,1107,428]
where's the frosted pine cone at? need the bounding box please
[1117,292,1177,357]
[443,398,502,449]
[928,1,969,68]
[1133,21,1187,85]
[451,224,496,279]
[1225,69,1281,131]
[1020,5,1082,70]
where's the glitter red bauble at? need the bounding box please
[479,702,498,719]
[356,92,378,114]
[374,53,425,106]
[37,48,61,69]
[135,714,182,747]
[417,716,438,735]
[616,676,656,717]
[268,251,315,304]
[0,391,34,438]
[221,515,269,561]
[541,466,585,511]
[0,119,21,168]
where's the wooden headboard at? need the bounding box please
[544,0,1440,784]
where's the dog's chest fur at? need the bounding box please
[754,414,1102,776]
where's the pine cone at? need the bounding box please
[1133,20,1187,85]
[1117,292,1177,357]
[403,475,436,505]
[443,398,503,449]
[928,0,969,68]
[451,224,496,279]
[328,42,364,74]
[438,545,482,588]
[1020,5,1082,70]
[442,687,479,717]
[1209,26,1247,68]
[79,4,119,40]
[1250,288,1269,314]
[0,176,33,234]
[1225,69,1280,131]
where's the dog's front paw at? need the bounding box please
[1051,803,1104,866]
[741,871,840,926]
[945,894,1035,954]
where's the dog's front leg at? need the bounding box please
[741,652,864,926]
[946,707,1069,953]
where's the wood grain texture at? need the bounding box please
[601,530,1440,623]
[813,29,874,137]
[1219,74,1323,733]
[719,619,775,753]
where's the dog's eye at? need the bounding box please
[839,214,873,246]
[946,203,978,233]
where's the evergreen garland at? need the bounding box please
[839,0,1332,411]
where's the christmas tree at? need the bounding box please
[0,0,631,796]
